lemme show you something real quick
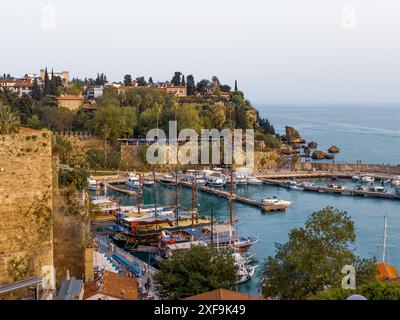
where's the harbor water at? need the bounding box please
[101,179,400,296]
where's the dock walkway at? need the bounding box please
[178,180,288,212]
[264,179,400,201]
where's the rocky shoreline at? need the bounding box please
[282,126,340,160]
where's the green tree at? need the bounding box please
[313,281,400,300]
[186,75,196,96]
[234,80,238,91]
[0,104,20,134]
[85,148,105,173]
[137,108,158,137]
[59,168,89,190]
[124,74,132,86]
[148,77,154,85]
[176,104,202,132]
[154,246,237,300]
[27,115,42,130]
[181,74,186,86]
[41,107,74,132]
[31,78,42,100]
[136,76,147,86]
[106,150,121,173]
[171,71,182,86]
[259,207,376,299]
[15,94,35,124]
[196,79,210,95]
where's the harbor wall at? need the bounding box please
[0,129,54,284]
[294,162,400,175]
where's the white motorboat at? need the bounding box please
[391,179,400,187]
[247,176,263,185]
[233,253,257,284]
[262,196,292,207]
[207,176,225,188]
[87,178,99,191]
[160,174,177,186]
[126,173,140,188]
[352,175,360,182]
[235,175,248,186]
[142,179,155,187]
[361,175,375,183]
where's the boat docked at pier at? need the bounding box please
[247,176,263,185]
[87,178,100,191]
[361,175,375,183]
[125,172,140,188]
[262,196,292,207]
[159,174,177,187]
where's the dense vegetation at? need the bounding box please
[312,280,400,300]
[154,245,237,300]
[259,207,377,299]
[0,72,276,142]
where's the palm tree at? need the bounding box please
[0,104,20,134]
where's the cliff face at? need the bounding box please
[0,129,54,284]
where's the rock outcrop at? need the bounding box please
[284,126,304,144]
[311,150,334,160]
[307,141,318,149]
[328,145,340,153]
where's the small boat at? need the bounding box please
[142,179,155,187]
[160,174,177,186]
[299,181,314,188]
[361,175,375,183]
[286,181,304,191]
[207,177,225,188]
[354,184,368,191]
[125,172,141,188]
[369,186,385,193]
[235,175,248,186]
[326,183,346,190]
[87,178,99,191]
[352,175,361,182]
[235,254,257,284]
[391,179,400,187]
[262,196,291,207]
[247,176,263,185]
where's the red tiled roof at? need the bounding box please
[184,289,264,300]
[83,271,139,300]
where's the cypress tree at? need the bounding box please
[234,80,238,91]
[186,75,196,96]
[43,67,50,96]
[181,74,186,86]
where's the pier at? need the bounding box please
[264,179,400,201]
[178,180,288,212]
[97,178,136,196]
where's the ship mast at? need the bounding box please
[138,174,142,215]
[382,215,388,263]
[191,179,196,229]
[230,166,234,226]
[175,167,179,226]
[153,171,157,219]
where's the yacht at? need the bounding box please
[262,196,292,207]
[142,179,155,187]
[354,184,368,191]
[247,176,263,185]
[87,178,99,191]
[125,173,140,188]
[160,174,177,186]
[235,175,248,186]
[207,176,225,188]
[369,186,385,193]
[361,175,375,183]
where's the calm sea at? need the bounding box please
[256,104,400,165]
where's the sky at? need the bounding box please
[1,0,400,104]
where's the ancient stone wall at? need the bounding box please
[0,129,54,284]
